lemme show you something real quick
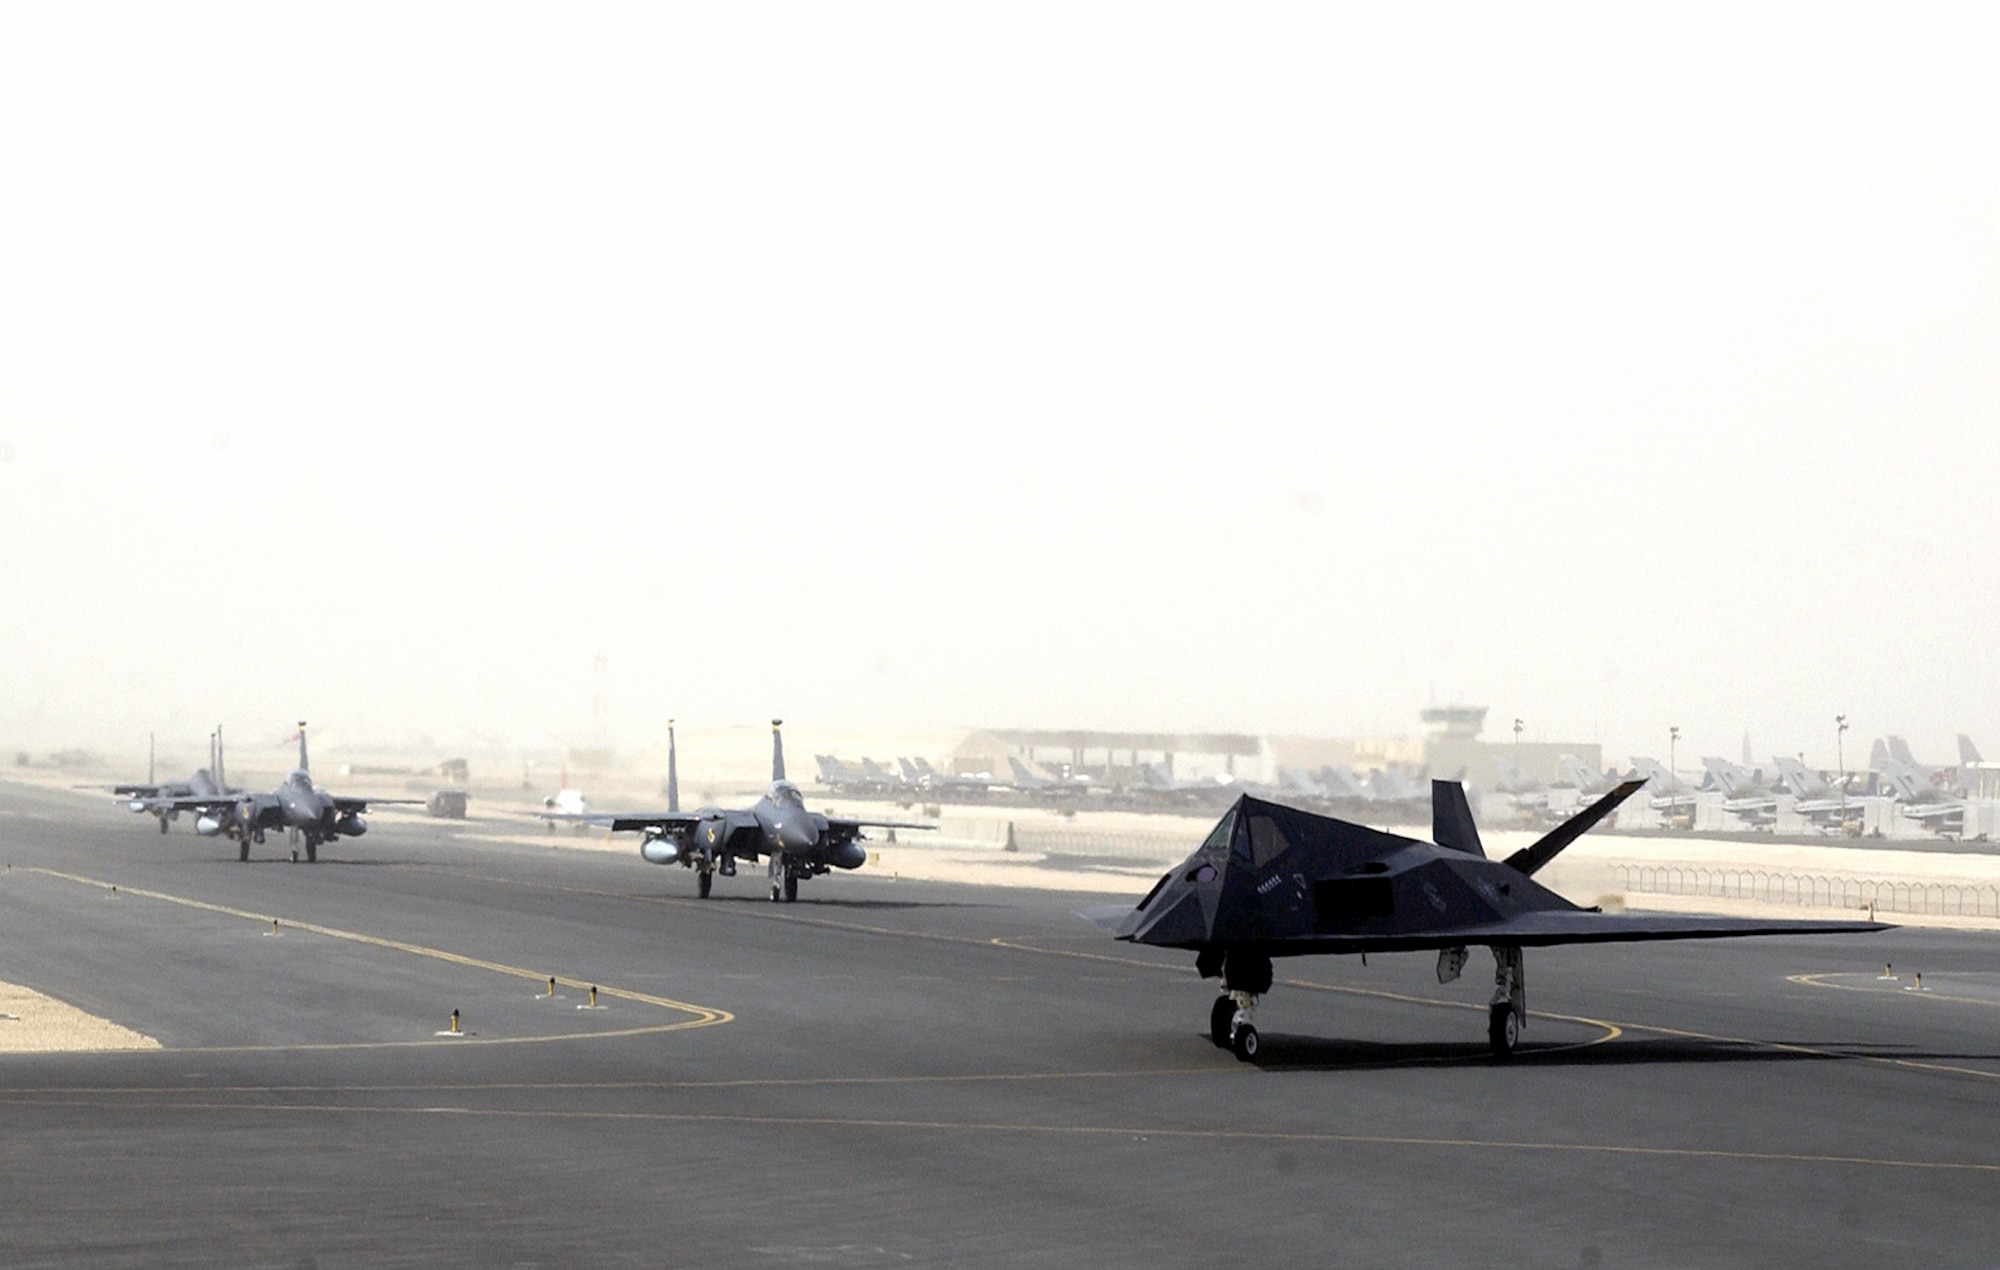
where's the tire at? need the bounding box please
[1231,1024,1259,1062]
[697,871,712,899]
[1488,1004,1519,1059]
[305,840,317,864]
[239,840,250,862]
[771,880,783,902]
[1209,997,1235,1048]
[159,817,169,835]
[783,873,798,903]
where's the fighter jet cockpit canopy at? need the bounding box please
[770,780,805,806]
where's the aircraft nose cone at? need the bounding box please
[777,818,818,853]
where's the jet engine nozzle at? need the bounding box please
[336,813,367,837]
[829,840,868,870]
[194,816,223,837]
[639,832,681,865]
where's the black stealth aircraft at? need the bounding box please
[1103,779,1887,1060]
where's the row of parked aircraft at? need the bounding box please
[815,732,1992,839]
[1490,735,1988,837]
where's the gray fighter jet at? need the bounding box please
[152,723,422,862]
[114,728,239,833]
[1101,780,1885,1060]
[600,721,930,901]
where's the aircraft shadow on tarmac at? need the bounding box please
[195,856,425,868]
[1237,1033,2000,1072]
[661,893,999,912]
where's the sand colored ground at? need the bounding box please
[0,980,160,1053]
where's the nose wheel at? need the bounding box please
[1209,996,1234,1048]
[767,857,801,902]
[1208,988,1260,1061]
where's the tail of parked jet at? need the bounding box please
[1960,735,1984,766]
[1629,756,1673,788]
[667,719,679,814]
[1870,738,1890,771]
[771,719,786,782]
[1888,736,1918,768]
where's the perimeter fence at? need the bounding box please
[1611,864,2000,919]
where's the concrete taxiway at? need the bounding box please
[2,779,1998,1267]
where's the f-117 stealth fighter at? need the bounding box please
[1104,779,1886,1060]
[597,721,931,901]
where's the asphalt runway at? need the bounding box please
[3,781,1999,1268]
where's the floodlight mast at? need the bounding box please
[1836,715,1850,825]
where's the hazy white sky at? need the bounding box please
[2,4,1995,769]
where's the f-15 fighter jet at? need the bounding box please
[1101,779,1886,1060]
[596,721,931,901]
[113,728,239,833]
[150,723,422,862]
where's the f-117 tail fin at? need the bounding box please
[1431,780,1485,858]
[1503,780,1644,877]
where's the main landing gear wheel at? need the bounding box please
[770,878,783,902]
[1231,1024,1260,1062]
[305,840,317,864]
[239,840,250,862]
[1488,1004,1519,1059]
[697,871,712,899]
[783,873,798,903]
[158,817,169,835]
[1209,997,1235,1048]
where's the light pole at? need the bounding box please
[1669,726,1681,796]
[1513,717,1523,776]
[1836,714,1849,826]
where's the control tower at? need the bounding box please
[1421,705,1488,744]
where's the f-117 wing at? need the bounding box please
[1277,911,1890,956]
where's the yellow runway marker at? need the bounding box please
[17,866,731,1050]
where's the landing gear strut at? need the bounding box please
[767,856,800,902]
[1488,945,1524,1059]
[1203,950,1272,1062]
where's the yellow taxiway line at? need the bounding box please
[15,866,731,1049]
